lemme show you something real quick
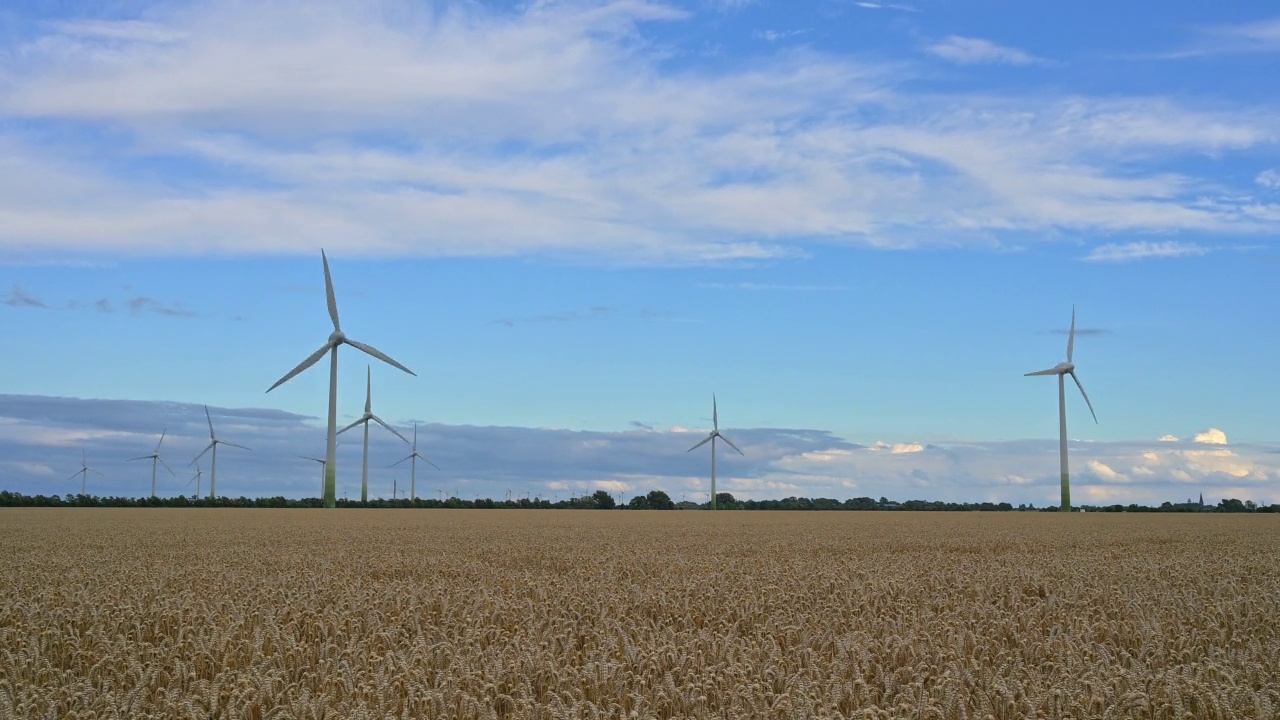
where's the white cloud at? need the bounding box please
[1193,428,1228,444]
[1083,241,1210,263]
[0,2,1277,263]
[925,36,1044,66]
[890,443,924,454]
[1258,169,1280,190]
[1087,460,1125,481]
[1158,434,1179,442]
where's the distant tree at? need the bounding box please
[591,490,616,509]
[713,492,738,510]
[645,490,675,510]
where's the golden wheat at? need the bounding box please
[1,510,1277,719]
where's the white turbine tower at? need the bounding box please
[338,367,409,502]
[192,406,250,500]
[686,395,743,510]
[301,455,327,498]
[69,449,101,495]
[129,430,175,498]
[266,249,415,508]
[391,422,439,501]
[1025,306,1098,512]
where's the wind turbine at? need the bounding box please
[69,449,101,495]
[186,463,204,498]
[301,455,327,498]
[192,406,250,500]
[1025,306,1098,512]
[337,367,409,502]
[130,430,175,498]
[391,422,438,501]
[266,249,415,508]
[686,395,743,510]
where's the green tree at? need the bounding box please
[645,490,675,510]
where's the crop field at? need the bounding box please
[2,510,1278,719]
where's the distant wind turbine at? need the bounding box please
[686,395,743,510]
[391,422,438,501]
[191,406,250,500]
[1025,306,1098,512]
[301,455,327,498]
[266,249,415,508]
[69,449,101,495]
[130,430,175,498]
[186,462,204,498]
[338,367,409,502]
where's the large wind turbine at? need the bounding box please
[192,406,250,500]
[686,395,743,510]
[338,367,409,502]
[130,430,175,498]
[1025,306,1098,512]
[69,449,101,495]
[391,422,438,501]
[266,249,415,508]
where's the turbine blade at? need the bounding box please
[158,457,176,477]
[420,454,441,471]
[345,338,416,377]
[68,470,82,481]
[128,455,151,462]
[1069,371,1098,423]
[1067,305,1076,362]
[322,249,341,332]
[687,434,713,452]
[266,342,333,393]
[719,434,745,455]
[337,418,364,435]
[220,441,252,451]
[371,414,409,443]
[300,456,325,464]
[390,455,412,467]
[191,443,214,464]
[204,406,215,439]
[365,366,372,413]
[712,394,718,431]
[1024,367,1061,377]
[91,469,103,475]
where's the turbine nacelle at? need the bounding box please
[329,330,346,345]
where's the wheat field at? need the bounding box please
[1,509,1277,719]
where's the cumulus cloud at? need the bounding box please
[1158,435,1179,442]
[1193,428,1228,444]
[890,443,924,454]
[925,36,1045,66]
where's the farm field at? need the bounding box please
[2,510,1278,719]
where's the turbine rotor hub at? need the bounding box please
[329,330,346,345]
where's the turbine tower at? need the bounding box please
[337,367,409,502]
[391,422,439,501]
[192,406,250,500]
[1025,306,1098,512]
[69,449,101,495]
[301,455,328,498]
[686,395,743,510]
[266,249,415,508]
[129,430,175,498]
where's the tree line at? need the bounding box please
[1,489,1276,512]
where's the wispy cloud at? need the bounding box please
[853,2,919,13]
[1,285,48,308]
[0,2,1276,264]
[924,36,1046,66]
[1082,241,1210,263]
[1258,169,1280,190]
[698,282,850,291]
[491,306,611,328]
[125,297,197,317]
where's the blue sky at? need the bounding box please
[1,0,1277,505]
